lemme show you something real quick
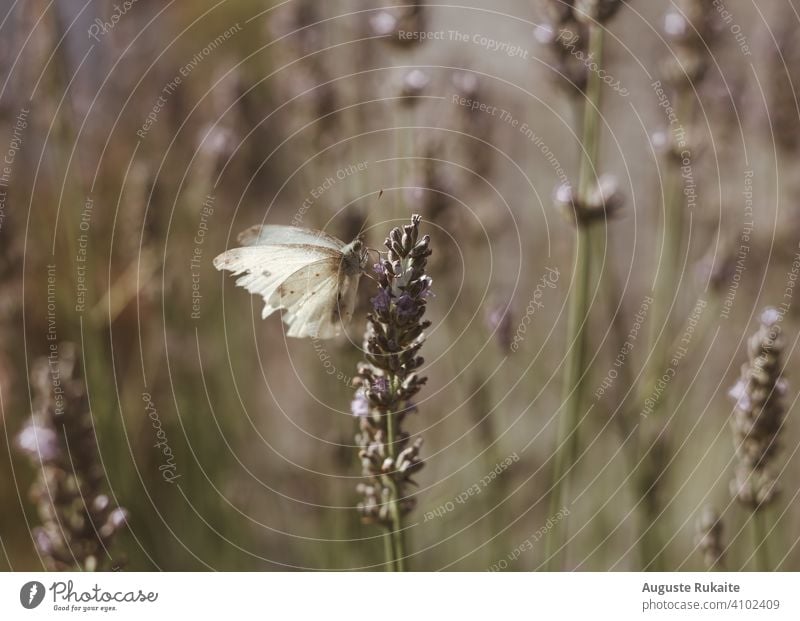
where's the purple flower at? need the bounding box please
[350,391,370,418]
[33,528,54,556]
[108,508,129,530]
[100,508,129,539]
[396,293,416,319]
[420,276,434,298]
[371,289,391,313]
[93,495,110,512]
[728,380,751,413]
[371,377,388,397]
[16,421,61,462]
[353,215,431,528]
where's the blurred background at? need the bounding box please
[1,0,799,571]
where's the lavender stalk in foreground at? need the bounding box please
[729,308,788,570]
[16,343,128,571]
[353,215,431,571]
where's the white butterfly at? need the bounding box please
[213,225,369,339]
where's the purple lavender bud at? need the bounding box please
[371,289,391,313]
[92,495,110,513]
[396,293,416,320]
[420,276,434,298]
[16,422,61,462]
[371,377,388,396]
[351,391,370,418]
[100,508,129,539]
[33,528,54,556]
[109,508,129,529]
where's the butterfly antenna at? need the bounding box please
[355,189,383,238]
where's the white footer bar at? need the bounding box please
[1,572,797,620]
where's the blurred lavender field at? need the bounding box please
[0,0,799,571]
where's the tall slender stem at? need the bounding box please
[751,511,771,572]
[645,90,693,396]
[545,22,605,571]
[383,531,395,572]
[635,87,695,573]
[546,226,592,569]
[385,408,406,571]
[578,28,605,199]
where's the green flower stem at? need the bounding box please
[751,511,771,572]
[546,223,593,570]
[577,27,605,200]
[644,89,693,401]
[385,407,407,572]
[383,531,395,572]
[634,88,695,572]
[546,22,605,571]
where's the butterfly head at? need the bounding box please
[341,238,369,275]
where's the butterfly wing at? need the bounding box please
[213,244,340,320]
[236,224,345,252]
[336,270,362,329]
[215,225,365,339]
[277,259,362,339]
